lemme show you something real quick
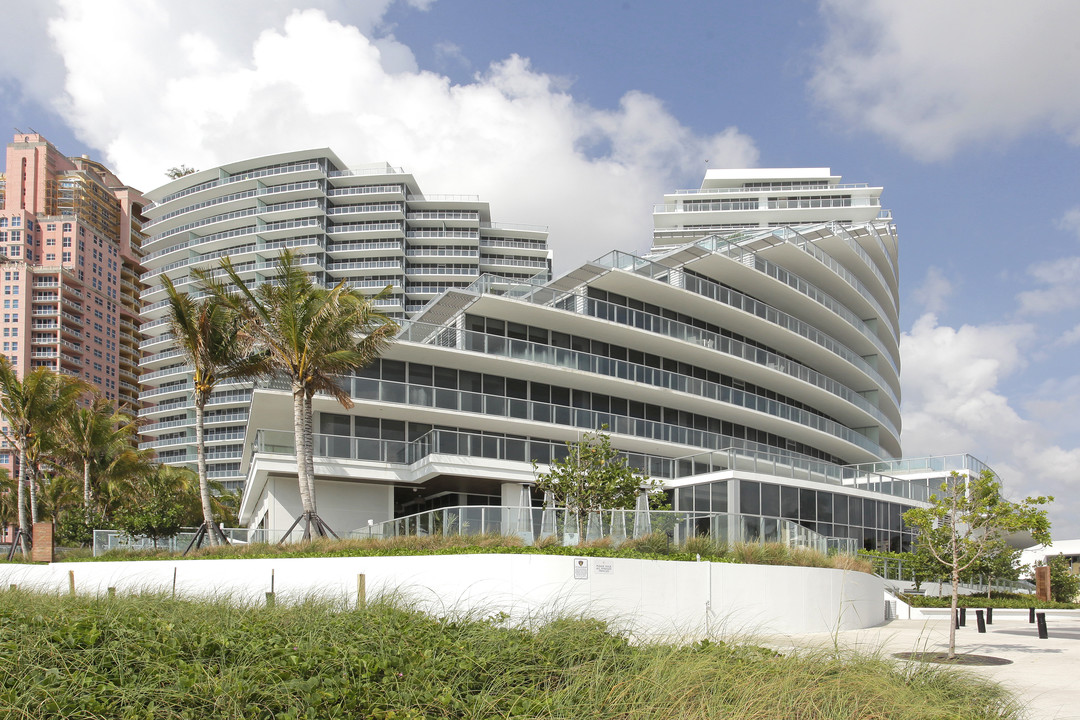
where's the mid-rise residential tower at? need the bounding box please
[138,150,551,488]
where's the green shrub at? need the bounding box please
[900,591,1079,610]
[1046,554,1080,603]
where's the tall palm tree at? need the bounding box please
[197,249,397,540]
[0,362,86,554]
[161,274,256,547]
[59,393,139,512]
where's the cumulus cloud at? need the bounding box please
[25,1,757,272]
[1059,207,1080,240]
[1016,256,1080,315]
[811,0,1080,161]
[901,313,1080,535]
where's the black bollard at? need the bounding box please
[959,607,967,627]
[1036,612,1048,639]
[975,609,986,633]
[986,607,992,625]
[954,609,961,629]
[1029,607,1036,623]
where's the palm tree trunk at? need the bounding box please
[83,458,92,510]
[303,392,317,514]
[16,447,29,555]
[27,463,39,526]
[293,385,314,517]
[195,396,219,546]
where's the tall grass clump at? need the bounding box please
[78,532,868,574]
[0,588,1021,719]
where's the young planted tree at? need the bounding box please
[903,470,1052,658]
[0,362,86,554]
[197,250,398,540]
[533,428,661,528]
[162,274,258,548]
[115,465,195,549]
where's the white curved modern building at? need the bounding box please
[137,150,550,487]
[141,159,974,552]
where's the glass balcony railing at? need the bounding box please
[353,505,841,554]
[464,262,900,409]
[280,369,887,457]
[251,428,927,501]
[396,321,900,443]
[597,247,900,379]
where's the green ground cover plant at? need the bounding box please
[0,589,1021,720]
[47,533,873,573]
[900,591,1079,610]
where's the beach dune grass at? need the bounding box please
[74,533,874,574]
[0,589,1019,719]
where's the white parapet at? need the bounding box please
[0,554,883,638]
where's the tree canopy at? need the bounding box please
[533,428,660,525]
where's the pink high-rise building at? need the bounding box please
[0,133,145,503]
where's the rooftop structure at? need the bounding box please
[652,167,889,245]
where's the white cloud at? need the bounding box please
[433,41,470,73]
[811,0,1080,161]
[901,313,1080,536]
[33,2,757,273]
[1016,256,1080,315]
[1059,207,1080,240]
[913,266,953,315]
[1056,323,1080,347]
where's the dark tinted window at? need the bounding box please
[740,481,760,515]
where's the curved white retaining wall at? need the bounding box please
[0,555,883,638]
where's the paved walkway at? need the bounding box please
[770,616,1080,720]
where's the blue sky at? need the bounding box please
[2,0,1079,537]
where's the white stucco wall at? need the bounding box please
[0,555,882,638]
[250,477,393,535]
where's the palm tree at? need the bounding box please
[161,274,256,547]
[197,249,397,540]
[0,362,86,554]
[59,393,139,512]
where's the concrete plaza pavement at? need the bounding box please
[770,616,1080,720]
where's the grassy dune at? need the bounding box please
[0,589,1019,720]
